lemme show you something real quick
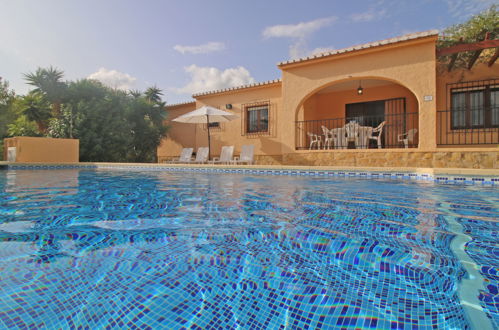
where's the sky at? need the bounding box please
[0,0,496,104]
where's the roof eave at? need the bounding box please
[278,30,439,70]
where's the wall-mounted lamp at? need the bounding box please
[225,104,232,109]
[357,81,363,95]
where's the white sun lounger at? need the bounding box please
[209,146,234,164]
[232,145,254,165]
[165,148,193,163]
[193,147,209,163]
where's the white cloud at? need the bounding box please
[350,9,387,22]
[309,46,334,56]
[175,64,255,95]
[262,17,337,60]
[262,17,336,39]
[173,42,226,54]
[445,0,495,18]
[87,68,136,90]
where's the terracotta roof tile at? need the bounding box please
[192,79,281,97]
[278,30,439,67]
[165,100,196,108]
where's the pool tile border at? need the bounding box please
[4,163,498,186]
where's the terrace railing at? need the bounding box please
[295,112,419,150]
[437,109,499,146]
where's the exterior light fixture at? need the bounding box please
[225,104,232,109]
[357,81,363,95]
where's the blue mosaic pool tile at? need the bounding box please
[6,164,499,186]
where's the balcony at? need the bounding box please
[295,112,419,150]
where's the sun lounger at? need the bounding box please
[209,146,234,164]
[193,147,209,163]
[165,148,193,163]
[232,145,254,165]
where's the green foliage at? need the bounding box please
[0,78,16,135]
[20,92,52,132]
[144,86,163,104]
[437,5,499,69]
[24,66,67,116]
[7,115,42,137]
[46,78,168,162]
[438,5,498,47]
[5,68,169,163]
[0,78,17,160]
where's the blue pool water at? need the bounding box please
[0,169,497,329]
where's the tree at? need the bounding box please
[437,5,499,69]
[438,5,498,46]
[125,93,167,162]
[144,86,163,104]
[17,69,168,163]
[24,66,67,116]
[0,77,16,137]
[19,92,52,132]
[0,77,17,160]
[7,115,41,137]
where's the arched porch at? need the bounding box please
[295,78,420,150]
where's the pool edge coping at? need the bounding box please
[1,162,498,185]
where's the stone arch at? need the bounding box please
[292,76,421,149]
[294,76,421,122]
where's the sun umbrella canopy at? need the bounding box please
[171,106,238,160]
[172,106,238,124]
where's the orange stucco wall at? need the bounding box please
[157,102,197,161]
[3,137,79,163]
[303,83,418,120]
[281,36,438,150]
[435,62,499,147]
[157,34,497,164]
[300,83,420,148]
[191,83,282,160]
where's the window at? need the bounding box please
[207,122,219,128]
[246,104,269,133]
[451,85,499,129]
[345,100,386,127]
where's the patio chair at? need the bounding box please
[321,126,334,149]
[368,121,386,149]
[209,146,234,164]
[232,145,254,165]
[165,148,193,163]
[307,132,322,150]
[398,128,418,148]
[345,121,360,148]
[330,127,347,149]
[193,147,209,163]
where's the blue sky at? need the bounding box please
[0,0,495,104]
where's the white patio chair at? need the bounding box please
[321,126,334,149]
[193,147,209,163]
[232,145,254,165]
[368,121,386,149]
[165,148,193,163]
[345,121,360,148]
[307,132,322,150]
[398,129,418,148]
[331,127,347,149]
[210,146,234,164]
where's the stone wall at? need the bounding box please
[255,151,498,169]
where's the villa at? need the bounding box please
[158,30,498,169]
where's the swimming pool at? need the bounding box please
[0,168,497,329]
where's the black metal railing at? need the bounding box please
[437,109,499,146]
[295,112,419,150]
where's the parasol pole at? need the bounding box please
[206,114,211,160]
